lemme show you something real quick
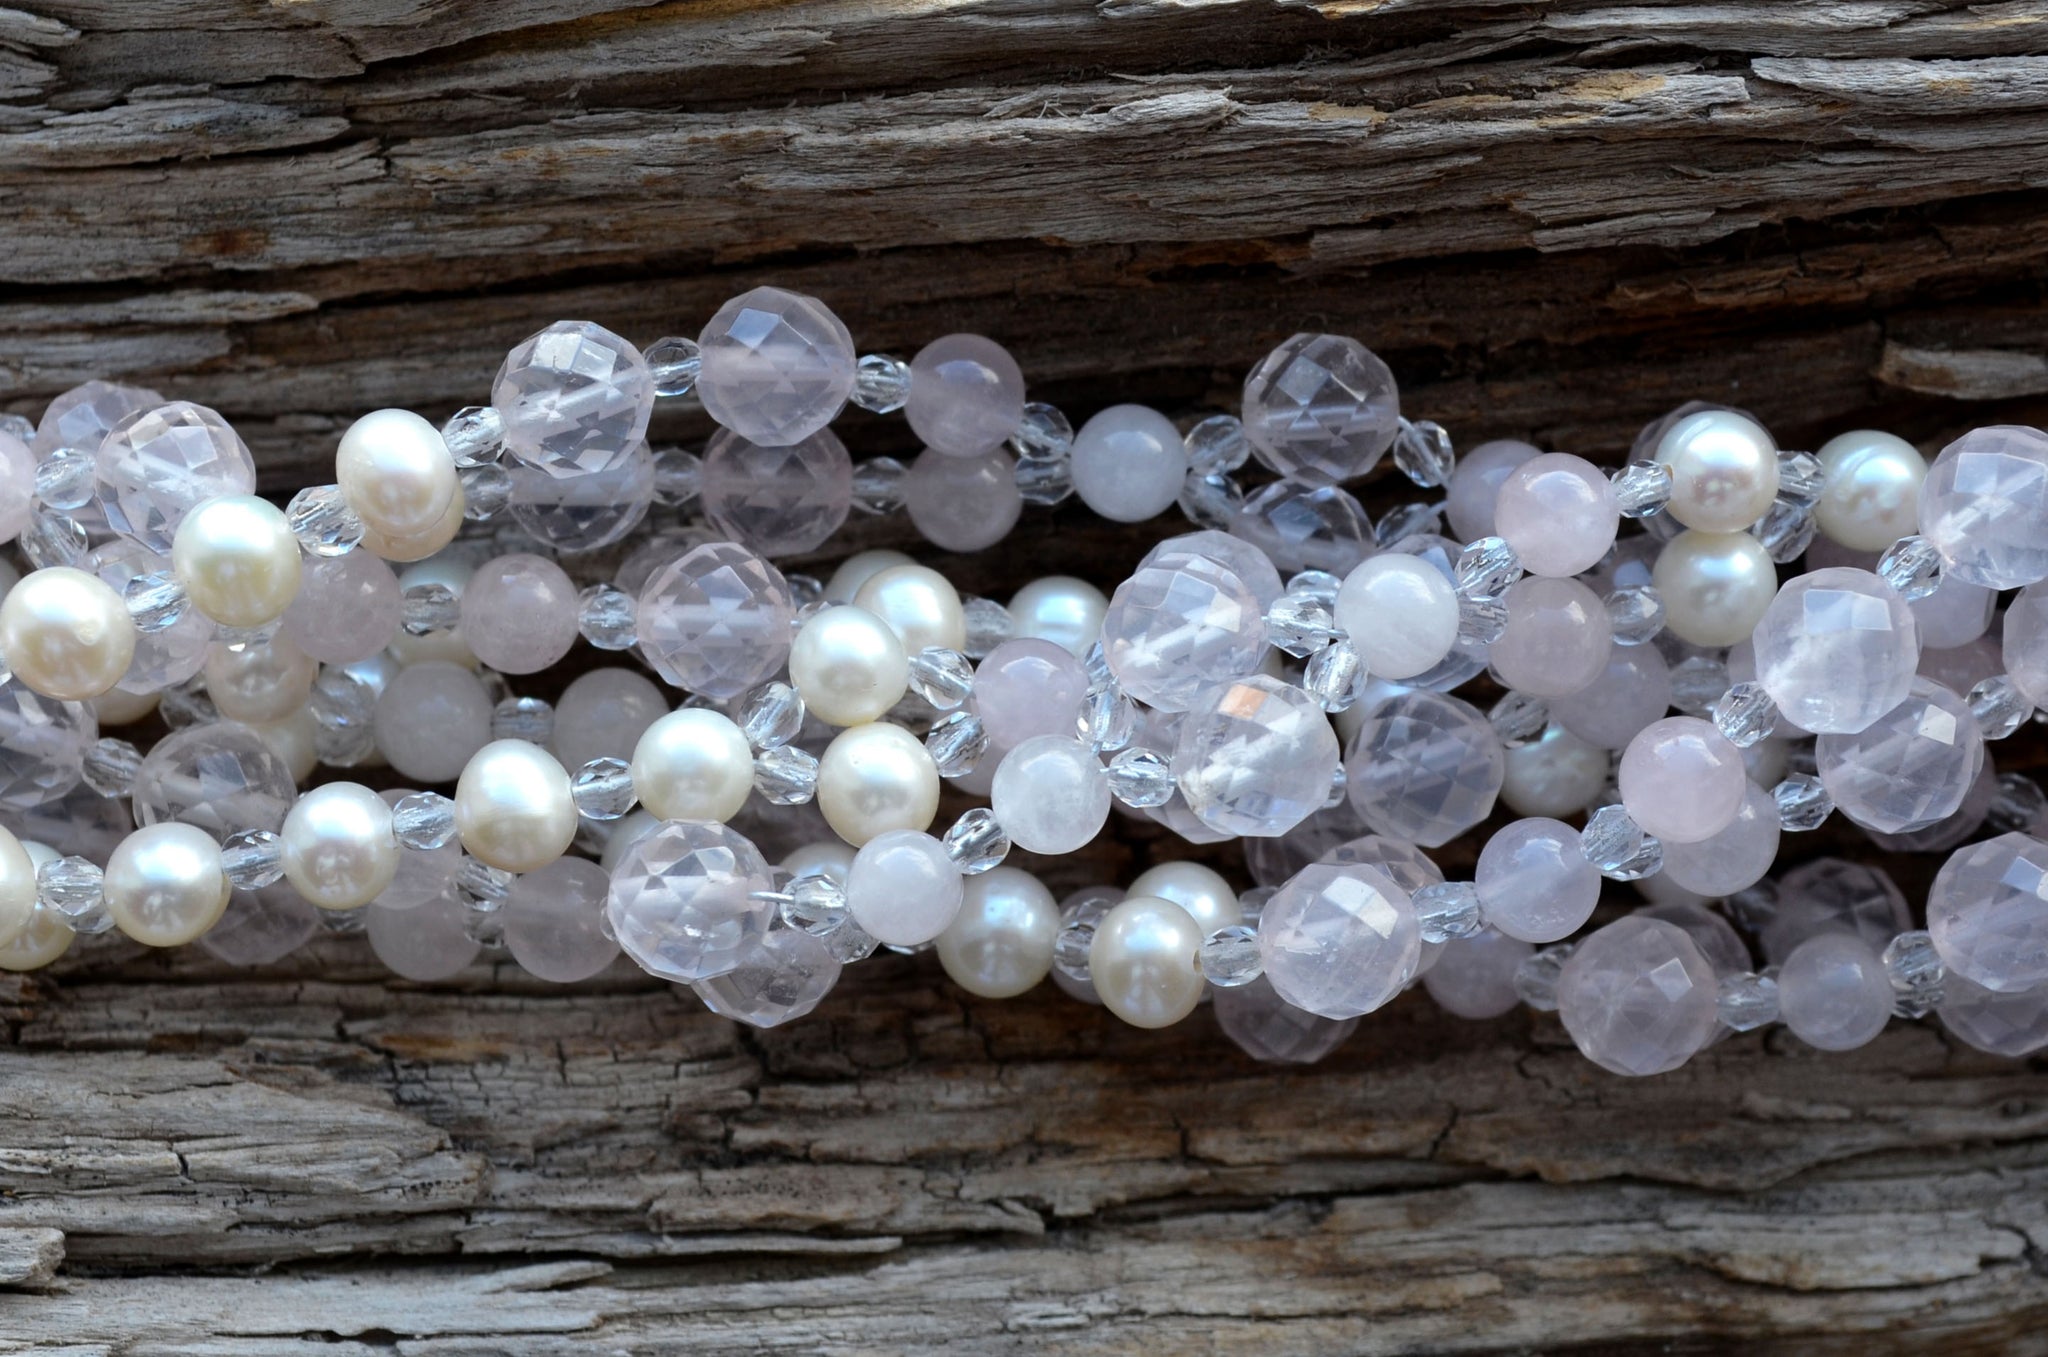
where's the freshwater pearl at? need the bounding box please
[1815,429,1926,553]
[816,722,940,846]
[1090,895,1205,1029]
[92,686,159,727]
[357,477,465,563]
[852,563,967,654]
[204,634,317,724]
[170,494,302,628]
[254,707,320,783]
[1069,404,1186,522]
[0,840,71,971]
[389,558,478,668]
[1126,861,1241,935]
[1334,553,1459,680]
[846,828,962,945]
[629,709,755,824]
[335,408,458,539]
[825,548,915,604]
[936,865,1059,998]
[1501,724,1608,818]
[103,822,229,946]
[0,823,36,949]
[781,840,856,885]
[455,739,578,873]
[0,566,136,701]
[1651,528,1778,647]
[1008,575,1108,656]
[1654,408,1780,532]
[281,781,399,910]
[788,605,909,726]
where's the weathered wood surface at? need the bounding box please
[3,0,2048,1351]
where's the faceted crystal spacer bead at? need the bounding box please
[492,696,555,744]
[778,872,851,935]
[740,681,806,749]
[1304,639,1362,714]
[1513,943,1574,1011]
[1669,655,1732,717]
[571,756,638,821]
[846,455,906,515]
[458,856,515,909]
[401,580,460,636]
[1989,770,2048,833]
[1053,917,1097,982]
[319,905,369,937]
[824,916,881,964]
[1454,536,1521,600]
[1010,401,1074,462]
[907,647,975,710]
[393,791,458,850]
[1178,472,1243,530]
[1199,924,1263,987]
[1079,685,1137,753]
[460,462,513,520]
[286,484,366,557]
[650,446,702,508]
[1610,460,1673,518]
[1286,570,1343,604]
[645,336,703,398]
[1265,592,1339,657]
[1751,499,1816,564]
[1773,772,1833,831]
[1412,880,1483,945]
[1391,417,1455,489]
[1487,692,1549,749]
[1374,501,1443,549]
[1456,594,1509,647]
[1776,449,1827,507]
[1184,413,1250,477]
[1883,929,1947,1018]
[1877,534,1944,602]
[1605,584,1664,646]
[753,744,820,805]
[124,569,189,634]
[309,668,378,766]
[1014,455,1074,507]
[1717,971,1781,1031]
[1581,804,1663,880]
[961,597,1013,660]
[925,710,989,777]
[1106,746,1176,807]
[221,828,285,891]
[34,448,95,510]
[1712,681,1779,749]
[576,583,638,650]
[441,406,505,467]
[852,354,912,414]
[1967,675,2031,740]
[37,855,105,924]
[82,736,143,797]
[942,807,1010,875]
[158,677,219,729]
[22,507,89,569]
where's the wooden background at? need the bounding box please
[3,0,2048,1351]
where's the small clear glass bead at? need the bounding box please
[122,569,188,634]
[1053,918,1096,982]
[950,599,1006,661]
[401,581,460,636]
[1178,472,1243,530]
[1605,585,1664,646]
[852,353,912,414]
[645,335,703,398]
[1877,534,1944,601]
[1752,498,1817,564]
[442,406,504,467]
[1712,681,1779,748]
[282,484,364,557]
[1670,655,1732,716]
[571,756,638,821]
[943,807,1010,875]
[1286,570,1342,605]
[1582,804,1663,880]
[1238,886,1276,929]
[1882,929,1946,1017]
[34,449,95,510]
[1611,460,1673,518]
[158,678,218,729]
[310,669,378,766]
[1265,593,1338,657]
[779,873,850,935]
[1184,413,1250,477]
[753,745,819,805]
[21,507,88,569]
[1514,943,1575,1011]
[651,446,702,508]
[221,828,285,891]
[1456,594,1509,647]
[1968,675,2030,739]
[1727,880,1779,933]
[576,582,637,650]
[786,574,824,609]
[1454,536,1521,599]
[1010,401,1074,462]
[1412,880,1484,944]
[1081,640,1114,689]
[0,413,28,442]
[459,900,501,947]
[1776,450,1827,507]
[1488,692,1549,749]
[82,737,142,797]
[1199,924,1264,986]
[1325,762,1348,809]
[851,456,908,515]
[1774,773,1833,831]
[1989,770,2048,833]
[1717,971,1781,1031]
[825,917,881,964]
[492,696,555,743]
[908,647,975,709]
[458,856,514,908]
[925,710,989,777]
[37,855,104,922]
[393,791,458,850]
[741,681,806,749]
[459,463,513,521]
[1304,639,1362,714]
[1374,501,1442,549]
[1106,746,1175,807]
[1014,456,1074,507]
[1079,686,1137,753]
[1391,417,1455,488]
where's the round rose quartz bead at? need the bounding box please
[374,661,493,785]
[1445,439,1539,543]
[906,334,1026,458]
[1547,643,1672,751]
[552,668,668,773]
[846,829,963,946]
[1069,404,1186,523]
[1778,932,1894,1051]
[2002,580,2048,708]
[1424,930,1534,1020]
[1475,816,1600,944]
[903,446,1022,552]
[1490,576,1613,698]
[1658,779,1780,896]
[367,889,479,982]
[1557,916,1720,1076]
[283,550,401,665]
[461,553,579,675]
[504,856,620,983]
[1618,716,1746,844]
[972,638,1089,750]
[1493,453,1619,577]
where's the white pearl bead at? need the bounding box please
[388,558,478,668]
[92,686,160,727]
[205,634,317,723]
[0,566,136,701]
[105,822,229,946]
[1008,575,1108,656]
[1815,429,1927,552]
[825,548,915,604]
[788,605,909,726]
[1126,861,1241,935]
[852,564,966,654]
[1651,529,1778,648]
[781,840,856,885]
[0,839,71,972]
[629,708,755,824]
[170,494,302,628]
[1501,724,1609,818]
[358,477,465,564]
[1089,895,1205,1029]
[336,408,459,539]
[1655,409,1780,532]
[455,739,578,874]
[1334,554,1459,680]
[282,782,399,911]
[816,722,940,846]
[1069,404,1186,523]
[0,823,36,949]
[253,706,321,783]
[936,865,1059,998]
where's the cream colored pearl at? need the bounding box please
[388,558,478,668]
[789,605,909,727]
[254,706,320,782]
[104,822,229,946]
[170,494,303,628]
[0,822,36,950]
[358,478,465,564]
[455,739,577,873]
[1815,429,1927,552]
[1008,576,1108,657]
[92,685,160,726]
[935,865,1059,998]
[816,722,940,847]
[1651,529,1778,647]
[205,633,317,723]
[629,709,754,824]
[0,840,71,971]
[1655,409,1780,532]
[1089,895,1205,1029]
[1127,861,1241,935]
[336,408,459,539]
[1502,724,1609,818]
[853,564,967,655]
[825,548,915,604]
[0,566,137,701]
[282,781,399,910]
[781,840,856,885]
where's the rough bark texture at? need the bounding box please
[4,1,2048,1352]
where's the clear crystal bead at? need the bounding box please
[1752,498,1817,564]
[778,872,851,935]
[1304,639,1361,714]
[1184,413,1250,477]
[1712,681,1779,748]
[284,484,364,556]
[393,791,458,850]
[1324,761,1348,809]
[1391,417,1455,489]
[1774,772,1833,831]
[741,681,806,749]
[1670,655,1731,716]
[22,507,88,569]
[158,678,218,729]
[1488,692,1549,749]
[786,574,825,609]
[459,462,513,521]
[1989,770,2048,833]
[82,737,142,797]
[1717,971,1781,1031]
[1286,570,1342,604]
[571,756,638,821]
[925,710,989,777]
[1079,685,1137,753]
[1081,639,1114,690]
[1374,501,1442,549]
[1199,924,1264,986]
[943,807,1010,875]
[576,582,638,650]
[1053,918,1096,982]
[1877,534,1944,601]
[442,406,504,468]
[960,597,1012,659]
[1883,929,1946,1017]
[1776,450,1827,507]
[1581,804,1649,874]
[1514,943,1574,1010]
[650,446,702,507]
[753,745,819,805]
[1605,585,1664,645]
[458,856,515,908]
[0,411,30,444]
[824,916,880,964]
[1178,472,1244,530]
[401,580,460,636]
[37,855,104,922]
[1727,880,1779,933]
[1968,675,2030,740]
[851,353,912,414]
[1412,880,1484,944]
[1014,455,1074,507]
[308,667,378,766]
[220,828,285,891]
[908,647,975,709]
[492,696,555,744]
[1454,536,1521,599]
[1456,594,1509,646]
[850,456,908,515]
[1265,593,1338,657]
[1611,461,1673,518]
[34,448,95,510]
[1106,746,1175,807]
[1010,401,1074,461]
[646,335,703,398]
[1237,885,1276,929]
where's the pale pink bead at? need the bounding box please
[374,661,492,784]
[1475,817,1600,944]
[904,446,1021,552]
[1492,453,1618,577]
[552,668,668,772]
[906,334,1025,457]
[1424,929,1534,1019]
[460,553,579,675]
[1445,439,1538,543]
[1490,576,1613,698]
[1618,715,1746,844]
[971,638,1089,750]
[283,550,401,664]
[1547,644,1672,751]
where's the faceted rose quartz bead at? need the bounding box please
[132,720,297,836]
[607,819,776,983]
[1445,439,1540,543]
[367,889,480,982]
[461,554,580,675]
[1556,916,1720,1077]
[1243,797,1370,887]
[374,789,461,912]
[972,639,1089,750]
[493,320,654,477]
[1490,576,1613,699]
[2002,581,2048,709]
[636,542,793,699]
[1918,425,2048,588]
[2,782,127,863]
[1928,832,2048,992]
[903,446,1021,552]
[1618,716,1747,844]
[508,440,654,553]
[1868,756,1994,855]
[1101,554,1267,713]
[1778,932,1893,1051]
[693,924,842,1028]
[1493,453,1619,578]
[695,286,857,447]
[1320,833,1445,895]
[1761,857,1910,966]
[552,668,668,773]
[0,674,95,812]
[282,549,401,665]
[1229,480,1373,576]
[87,540,211,694]
[1752,568,1919,734]
[35,380,163,460]
[1659,780,1780,896]
[1344,689,1503,848]
[1815,677,1983,834]
[1475,817,1600,944]
[1920,633,2002,698]
[1424,930,1533,1019]
[699,427,852,557]
[1173,675,1340,838]
[94,401,257,554]
[1940,973,2048,1057]
[197,881,320,967]
[374,662,493,785]
[1639,901,1751,979]
[1241,333,1400,486]
[1546,638,1672,752]
[1257,862,1419,1019]
[0,433,31,544]
[504,856,620,983]
[1140,530,1285,610]
[906,334,1026,458]
[1213,975,1359,1064]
